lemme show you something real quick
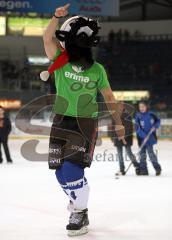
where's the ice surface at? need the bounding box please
[0,139,172,240]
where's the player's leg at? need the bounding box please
[55,167,70,196]
[0,141,3,163]
[48,114,75,207]
[61,161,89,236]
[139,146,148,175]
[116,145,125,175]
[2,139,12,163]
[52,116,96,236]
[125,145,140,175]
[62,161,89,210]
[147,145,161,175]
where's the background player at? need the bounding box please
[135,101,162,176]
[111,103,140,175]
[0,106,12,164]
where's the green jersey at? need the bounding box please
[53,50,110,118]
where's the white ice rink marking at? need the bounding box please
[0,139,172,240]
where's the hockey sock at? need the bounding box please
[61,161,90,211]
[55,167,70,196]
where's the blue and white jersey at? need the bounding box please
[135,111,161,146]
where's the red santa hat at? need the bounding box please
[40,50,69,81]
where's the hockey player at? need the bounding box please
[0,106,12,164]
[135,101,162,176]
[111,104,140,175]
[42,3,126,236]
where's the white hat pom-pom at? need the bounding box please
[40,71,50,81]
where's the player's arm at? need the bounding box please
[100,87,126,144]
[43,3,70,60]
[151,112,161,130]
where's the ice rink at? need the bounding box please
[0,138,172,240]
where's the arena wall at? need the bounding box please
[100,20,172,36]
[10,118,172,140]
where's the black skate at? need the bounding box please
[138,170,149,176]
[115,170,125,176]
[156,169,162,176]
[133,161,140,175]
[66,209,89,237]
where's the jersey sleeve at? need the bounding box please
[98,65,110,90]
[150,112,161,129]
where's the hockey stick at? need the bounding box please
[124,128,155,174]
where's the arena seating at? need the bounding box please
[1,35,172,112]
[97,37,172,110]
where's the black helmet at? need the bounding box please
[56,16,101,49]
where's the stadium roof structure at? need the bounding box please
[120,0,172,20]
[121,0,172,10]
